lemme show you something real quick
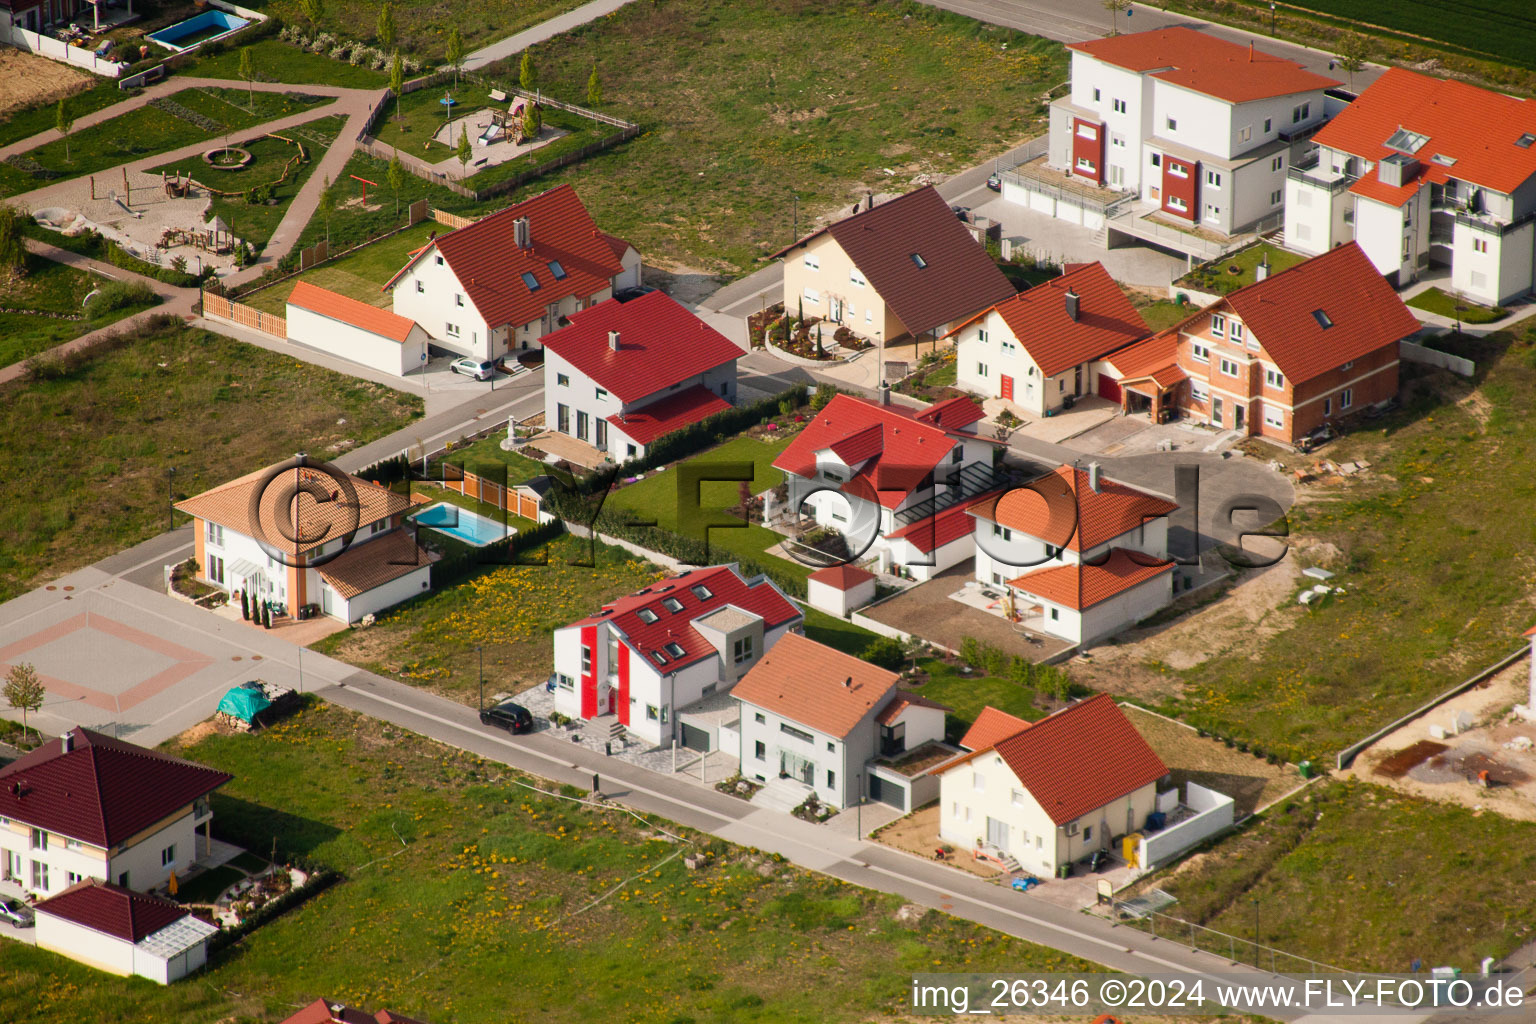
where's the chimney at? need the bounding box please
[63,731,73,753]
[1256,254,1271,282]
[866,192,874,211]
[1088,462,1102,493]
[1249,41,1254,62]
[843,676,853,689]
[608,330,621,351]
[880,382,891,406]
[513,216,531,249]
[1064,288,1080,322]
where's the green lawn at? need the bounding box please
[289,150,496,254]
[173,864,244,905]
[0,88,329,200]
[0,78,127,151]
[0,701,1094,1022]
[478,0,1068,272]
[800,604,882,657]
[186,37,390,87]
[0,318,422,603]
[0,255,156,366]
[1406,286,1506,324]
[1175,242,1307,296]
[243,220,440,315]
[263,0,593,60]
[377,87,482,153]
[1230,0,1536,70]
[1135,780,1536,972]
[1136,298,1196,333]
[913,658,1047,743]
[148,114,347,256]
[608,435,806,579]
[1161,321,1536,761]
[437,433,553,486]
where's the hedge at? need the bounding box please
[206,868,338,956]
[430,517,567,587]
[957,635,1084,701]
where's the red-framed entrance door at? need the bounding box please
[1000,374,1014,400]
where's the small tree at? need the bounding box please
[261,604,272,629]
[318,175,336,248]
[300,0,324,30]
[376,1,396,52]
[523,101,542,136]
[389,52,405,128]
[55,97,75,164]
[586,65,602,106]
[1336,34,1371,89]
[387,150,405,222]
[1101,0,1131,35]
[240,589,250,621]
[456,125,471,174]
[238,46,257,108]
[518,51,537,93]
[446,26,464,87]
[0,205,28,284]
[3,662,45,745]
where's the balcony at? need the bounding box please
[892,461,1010,530]
[1286,153,1355,194]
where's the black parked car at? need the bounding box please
[479,700,533,734]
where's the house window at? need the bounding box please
[161,844,176,867]
[691,584,714,601]
[1191,343,1210,363]
[1011,789,1026,808]
[1205,203,1222,222]
[1191,382,1208,403]
[521,272,541,291]
[1238,125,1252,143]
[1166,116,1177,132]
[977,362,989,378]
[780,723,813,743]
[804,253,820,271]
[1168,196,1188,211]
[662,597,684,613]
[1473,238,1489,253]
[733,636,754,664]
[548,260,567,280]
[370,520,386,535]
[1151,153,1161,168]
[556,673,574,691]
[1271,156,1283,172]
[455,293,464,307]
[1270,189,1283,205]
[1220,358,1239,377]
[1205,170,1222,188]
[1230,321,1245,345]
[992,524,1013,541]
[1265,368,1284,389]
[1341,360,1354,371]
[1109,131,1125,148]
[664,641,686,658]
[205,522,224,547]
[416,280,424,293]
[595,387,608,401]
[207,555,225,586]
[1167,162,1188,179]
[910,253,928,269]
[1075,123,1097,141]
[445,323,460,337]
[850,267,867,287]
[580,644,592,674]
[826,769,836,789]
[1092,87,1100,102]
[1264,407,1284,428]
[1083,826,1093,842]
[1209,314,1226,337]
[803,287,819,304]
[755,741,766,760]
[66,871,83,885]
[865,308,873,324]
[1264,117,1272,133]
[973,772,985,792]
[976,328,988,344]
[1049,608,1059,621]
[1293,102,1311,123]
[755,712,766,724]
[31,861,48,891]
[646,704,660,721]
[1341,388,1353,409]
[1324,397,1332,417]
[1112,98,1127,114]
[626,444,637,458]
[29,828,47,851]
[557,373,569,387]
[1313,310,1334,329]
[1109,165,1125,186]
[1075,157,1096,172]
[434,255,444,266]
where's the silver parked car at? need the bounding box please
[450,357,495,381]
[0,897,34,928]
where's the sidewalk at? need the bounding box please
[463,0,638,70]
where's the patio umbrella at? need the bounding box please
[168,869,179,897]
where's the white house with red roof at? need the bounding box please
[0,727,231,900]
[1285,66,1536,304]
[541,291,741,462]
[551,565,802,747]
[32,878,218,984]
[733,633,949,812]
[805,563,877,618]
[968,464,1177,646]
[285,281,430,377]
[773,392,1006,581]
[384,184,639,361]
[1043,27,1339,236]
[936,695,1169,876]
[949,262,1150,416]
[282,998,434,1024]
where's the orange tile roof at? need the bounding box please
[1347,167,1422,207]
[1313,66,1536,196]
[876,690,951,726]
[1218,242,1421,384]
[959,706,1031,752]
[1103,330,1186,389]
[808,563,876,590]
[968,465,1176,552]
[174,461,414,557]
[941,695,1169,825]
[731,633,899,738]
[1069,27,1338,104]
[315,529,439,599]
[287,281,420,343]
[1007,548,1174,611]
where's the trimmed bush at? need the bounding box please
[861,636,905,670]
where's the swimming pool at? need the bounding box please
[410,503,514,547]
[146,10,250,52]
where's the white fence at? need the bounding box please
[1137,782,1235,870]
[3,24,128,77]
[1400,339,1475,378]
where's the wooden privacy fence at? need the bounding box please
[437,467,542,521]
[431,208,476,230]
[202,291,286,340]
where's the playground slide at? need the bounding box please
[112,196,143,219]
[478,123,502,146]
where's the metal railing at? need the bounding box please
[1110,902,1360,976]
[1000,168,1136,218]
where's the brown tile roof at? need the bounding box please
[959,706,1032,751]
[315,529,439,599]
[175,461,415,558]
[732,633,899,738]
[968,465,1176,552]
[0,727,230,847]
[942,694,1168,825]
[807,563,876,591]
[33,879,191,943]
[774,186,1015,336]
[1007,548,1175,611]
[876,689,951,726]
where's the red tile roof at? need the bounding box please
[1104,330,1186,389]
[542,291,740,401]
[607,384,733,445]
[0,727,231,847]
[808,563,876,591]
[774,394,979,506]
[287,281,420,343]
[1007,548,1175,611]
[876,690,951,726]
[887,492,1001,554]
[945,694,1169,825]
[969,465,1176,552]
[282,1000,434,1024]
[773,187,1015,337]
[1313,67,1536,195]
[1346,167,1423,207]
[599,231,635,262]
[1218,242,1420,384]
[384,184,623,329]
[913,395,988,432]
[33,880,190,943]
[951,262,1148,377]
[569,566,801,674]
[731,633,899,738]
[959,706,1031,752]
[1069,27,1338,104]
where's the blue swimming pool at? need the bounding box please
[410,503,514,546]
[146,10,250,52]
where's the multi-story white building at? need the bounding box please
[550,565,803,747]
[1044,27,1339,236]
[1286,67,1536,305]
[384,184,640,361]
[0,728,231,899]
[541,291,741,463]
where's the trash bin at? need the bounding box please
[1298,760,1314,779]
[1056,863,1072,880]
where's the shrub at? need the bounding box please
[861,636,905,670]
[86,280,156,318]
[810,382,837,412]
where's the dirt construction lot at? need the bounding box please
[1121,704,1298,817]
[0,49,92,117]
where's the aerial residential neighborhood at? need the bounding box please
[4,0,1536,1021]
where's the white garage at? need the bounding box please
[33,880,217,985]
[286,281,430,377]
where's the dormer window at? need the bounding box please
[662,597,684,613]
[637,608,658,624]
[521,272,541,291]
[547,260,567,280]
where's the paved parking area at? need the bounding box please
[860,565,1076,660]
[968,194,1188,290]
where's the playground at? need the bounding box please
[410,90,568,178]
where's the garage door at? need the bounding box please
[680,723,711,752]
[869,774,906,809]
[1097,373,1122,402]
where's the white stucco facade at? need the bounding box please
[284,304,430,377]
[0,803,211,898]
[34,910,212,984]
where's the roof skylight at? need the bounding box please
[1385,127,1429,154]
[521,272,541,291]
[1311,309,1334,329]
[910,253,928,269]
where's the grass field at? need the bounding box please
[1137,779,1536,971]
[1175,242,1306,296]
[1406,285,1507,324]
[437,433,552,485]
[1135,297,1196,333]
[243,220,439,315]
[478,0,1067,272]
[256,0,591,60]
[187,38,390,88]
[0,701,1093,1022]
[1250,0,1536,70]
[149,114,347,255]
[0,255,156,366]
[0,318,421,603]
[290,151,494,254]
[0,88,329,200]
[0,79,127,151]
[1163,321,1536,761]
